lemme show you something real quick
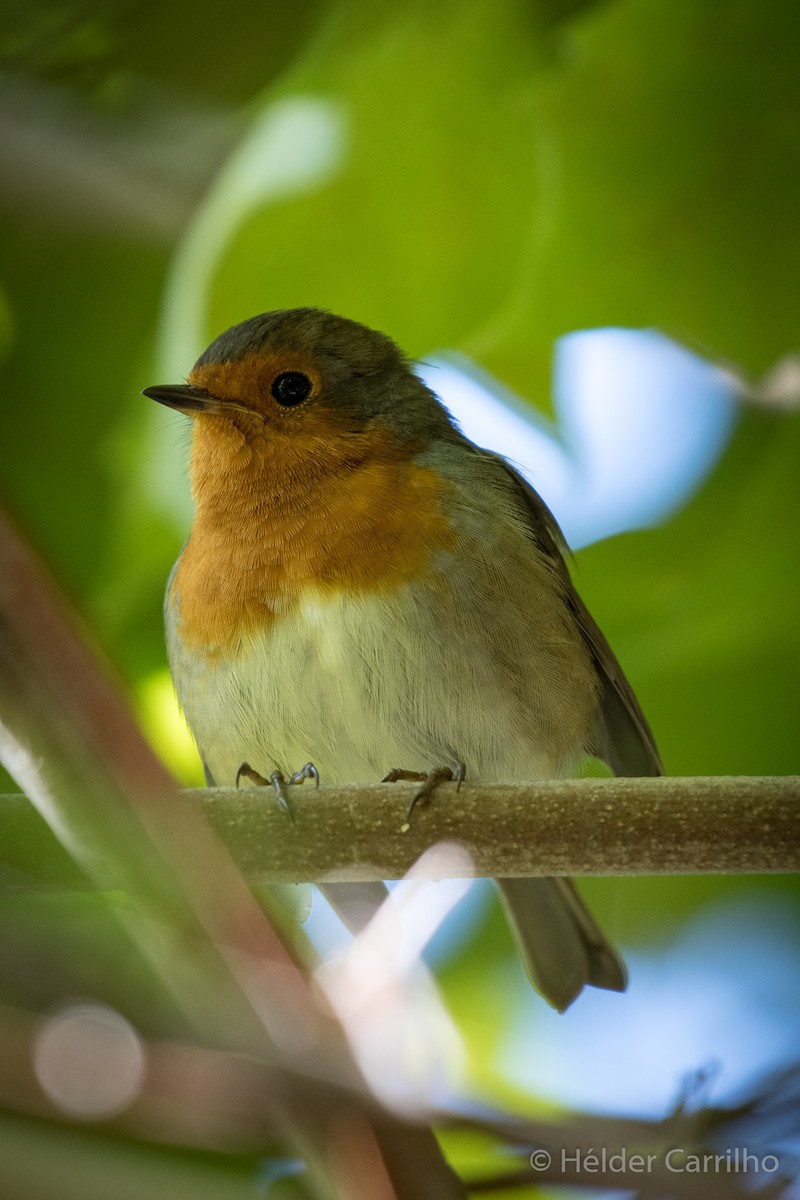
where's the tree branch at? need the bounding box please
[2,774,797,894]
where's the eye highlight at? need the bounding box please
[271,371,312,407]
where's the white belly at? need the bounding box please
[167,567,597,789]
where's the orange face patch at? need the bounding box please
[170,409,455,656]
[188,353,323,418]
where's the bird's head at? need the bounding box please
[143,308,454,451]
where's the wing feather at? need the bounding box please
[478,449,663,778]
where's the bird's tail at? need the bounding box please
[320,877,626,1013]
[318,880,391,931]
[496,876,627,1012]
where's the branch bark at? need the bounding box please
[2,774,797,894]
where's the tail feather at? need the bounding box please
[318,880,391,933]
[496,876,627,1012]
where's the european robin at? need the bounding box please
[145,307,662,1012]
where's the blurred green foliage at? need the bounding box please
[1,0,798,1191]
[2,0,797,767]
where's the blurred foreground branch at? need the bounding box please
[1,775,798,894]
[0,996,797,1199]
[0,504,466,1198]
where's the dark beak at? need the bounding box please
[142,383,215,413]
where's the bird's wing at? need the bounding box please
[480,449,663,778]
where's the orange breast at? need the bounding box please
[170,418,456,656]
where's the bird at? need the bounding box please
[144,307,662,1012]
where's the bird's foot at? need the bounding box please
[382,761,466,820]
[235,760,319,821]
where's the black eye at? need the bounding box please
[271,372,312,407]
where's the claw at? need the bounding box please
[289,762,320,789]
[381,768,426,784]
[382,761,467,820]
[236,762,268,788]
[234,760,319,823]
[269,771,295,821]
[406,766,456,819]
